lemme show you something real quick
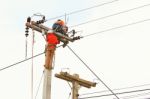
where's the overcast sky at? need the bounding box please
[0,0,150,99]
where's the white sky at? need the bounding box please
[0,0,150,99]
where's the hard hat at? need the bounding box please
[56,19,65,26]
[52,19,65,30]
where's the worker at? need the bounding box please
[44,19,68,70]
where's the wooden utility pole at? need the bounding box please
[55,72,96,99]
[72,74,80,99]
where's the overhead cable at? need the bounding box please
[45,0,119,21]
[2,20,150,72]
[0,45,63,72]
[1,18,150,72]
[79,88,150,99]
[0,52,44,72]
[117,92,150,99]
[35,70,44,99]
[83,18,150,38]
[70,3,150,28]
[80,83,150,96]
[67,45,120,99]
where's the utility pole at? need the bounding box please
[26,21,54,99]
[26,18,82,99]
[72,74,80,99]
[55,72,96,99]
[42,69,52,99]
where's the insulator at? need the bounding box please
[25,26,29,31]
[27,17,31,23]
[25,33,29,37]
[73,36,81,40]
[25,26,29,37]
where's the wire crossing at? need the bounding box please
[67,45,120,99]
[45,0,119,21]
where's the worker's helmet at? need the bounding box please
[52,19,68,34]
[56,19,65,25]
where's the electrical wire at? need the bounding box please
[1,17,150,72]
[79,88,150,99]
[35,70,44,99]
[139,96,150,99]
[25,37,28,59]
[67,82,72,99]
[67,45,120,99]
[67,81,72,90]
[45,0,119,21]
[67,92,71,99]
[69,3,150,28]
[31,29,35,99]
[65,72,72,99]
[0,45,63,72]
[32,13,45,17]
[118,92,150,99]
[82,18,150,38]
[80,83,150,96]
[0,52,45,72]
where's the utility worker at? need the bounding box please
[44,19,68,70]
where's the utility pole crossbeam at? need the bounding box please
[26,21,76,46]
[55,72,96,99]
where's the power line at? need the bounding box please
[45,0,119,21]
[69,3,150,28]
[67,92,71,99]
[35,70,44,99]
[82,18,150,38]
[0,45,63,72]
[0,52,45,72]
[67,45,120,99]
[80,83,150,96]
[2,18,150,72]
[117,92,150,99]
[79,88,150,99]
[2,19,150,73]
